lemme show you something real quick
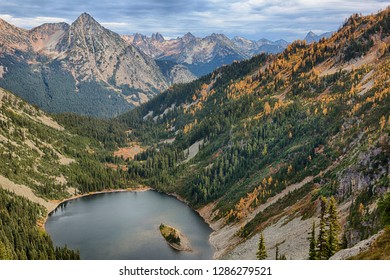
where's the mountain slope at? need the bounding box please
[118,8,390,259]
[0,87,131,200]
[0,86,130,259]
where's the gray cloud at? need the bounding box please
[0,0,388,41]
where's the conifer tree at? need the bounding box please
[308,221,317,260]
[256,232,267,260]
[327,196,341,258]
[317,196,329,260]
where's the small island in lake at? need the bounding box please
[159,224,192,252]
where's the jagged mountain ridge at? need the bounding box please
[123,32,289,77]
[0,18,31,52]
[0,13,195,117]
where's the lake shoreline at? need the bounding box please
[39,186,152,231]
[45,188,214,260]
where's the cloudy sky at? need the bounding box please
[0,0,389,41]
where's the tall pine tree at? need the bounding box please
[327,196,341,258]
[256,232,267,260]
[317,196,329,260]
[313,196,341,260]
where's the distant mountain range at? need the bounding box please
[122,31,331,77]
[122,32,290,77]
[0,12,332,117]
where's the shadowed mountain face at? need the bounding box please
[0,13,195,117]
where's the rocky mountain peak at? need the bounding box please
[209,33,228,40]
[152,32,165,42]
[31,22,69,31]
[0,17,26,34]
[56,12,122,53]
[233,36,253,44]
[304,31,317,42]
[182,32,196,42]
[76,13,107,32]
[304,31,333,44]
[74,12,97,25]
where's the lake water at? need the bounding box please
[45,190,214,259]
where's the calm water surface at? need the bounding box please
[45,190,214,259]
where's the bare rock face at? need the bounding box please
[29,23,69,53]
[0,18,30,53]
[337,146,388,199]
[54,13,168,102]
